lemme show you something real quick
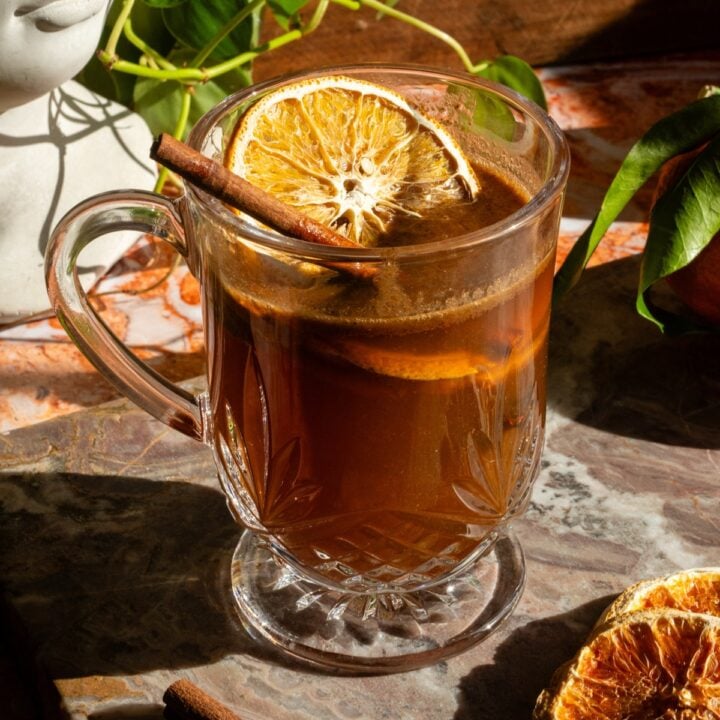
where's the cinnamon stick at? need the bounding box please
[150,133,375,279]
[163,678,243,720]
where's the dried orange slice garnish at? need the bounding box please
[534,610,720,720]
[534,568,720,720]
[226,75,479,247]
[600,568,720,624]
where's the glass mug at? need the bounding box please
[46,65,569,672]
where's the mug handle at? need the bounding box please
[45,189,204,441]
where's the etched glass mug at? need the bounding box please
[46,66,569,672]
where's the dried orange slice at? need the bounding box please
[226,75,479,247]
[600,568,720,624]
[534,610,720,720]
[534,568,720,720]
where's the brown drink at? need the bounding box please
[205,164,551,588]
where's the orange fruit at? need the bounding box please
[654,147,720,327]
[226,75,479,247]
[665,236,720,327]
[534,568,720,720]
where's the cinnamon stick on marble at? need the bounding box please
[150,133,375,280]
[163,678,243,720]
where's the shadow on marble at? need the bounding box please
[0,471,283,679]
[575,332,720,448]
[548,255,720,449]
[453,594,615,720]
[88,704,165,720]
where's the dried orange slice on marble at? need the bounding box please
[600,567,720,624]
[534,568,720,720]
[534,610,720,720]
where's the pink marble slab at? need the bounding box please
[0,239,204,433]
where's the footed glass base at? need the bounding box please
[230,529,525,673]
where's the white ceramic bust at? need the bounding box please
[0,0,155,323]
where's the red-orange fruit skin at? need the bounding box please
[654,148,720,327]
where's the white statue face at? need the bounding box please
[0,0,110,112]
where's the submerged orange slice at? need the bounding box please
[226,75,479,247]
[310,324,547,381]
[534,568,720,720]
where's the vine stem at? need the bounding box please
[105,0,136,60]
[99,27,306,82]
[303,0,331,34]
[205,32,302,79]
[101,0,484,82]
[124,18,177,71]
[154,87,193,193]
[330,0,489,74]
[102,0,330,82]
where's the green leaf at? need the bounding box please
[475,55,547,110]
[133,76,227,138]
[554,93,720,302]
[637,135,720,329]
[133,2,177,53]
[268,0,309,29]
[162,0,259,61]
[448,83,516,142]
[471,89,516,142]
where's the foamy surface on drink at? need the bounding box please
[226,246,551,379]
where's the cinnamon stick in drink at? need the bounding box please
[150,133,376,280]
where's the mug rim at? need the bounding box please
[186,62,570,262]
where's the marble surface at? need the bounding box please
[1,52,719,719]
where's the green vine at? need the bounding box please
[79,0,546,192]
